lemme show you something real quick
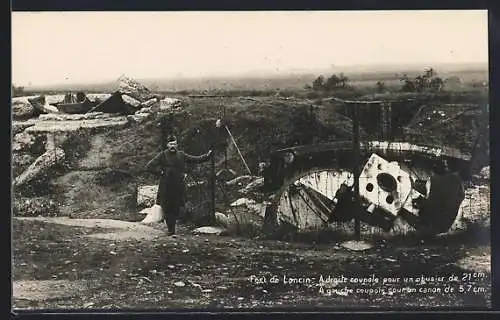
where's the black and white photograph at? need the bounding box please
[11,10,490,310]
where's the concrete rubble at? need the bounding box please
[140,205,164,224]
[25,117,129,133]
[12,132,37,152]
[160,97,183,110]
[14,147,65,187]
[340,240,373,251]
[193,226,225,235]
[137,185,159,209]
[12,97,38,119]
[116,75,161,103]
[226,175,255,187]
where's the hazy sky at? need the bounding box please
[12,10,488,86]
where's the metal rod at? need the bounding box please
[225,125,252,175]
[352,103,361,240]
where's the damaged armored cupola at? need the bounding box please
[359,154,415,217]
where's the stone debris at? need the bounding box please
[480,166,490,180]
[38,112,115,121]
[140,98,160,109]
[137,185,159,208]
[85,93,112,103]
[12,132,37,152]
[160,97,183,110]
[340,240,373,252]
[192,226,225,235]
[12,120,37,135]
[24,117,129,133]
[12,98,37,119]
[231,198,256,207]
[117,75,160,103]
[121,94,141,108]
[452,183,490,231]
[141,205,164,224]
[12,154,35,168]
[226,175,255,187]
[239,177,264,193]
[14,148,65,187]
[127,112,153,124]
[215,212,230,227]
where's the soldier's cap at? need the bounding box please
[167,135,177,143]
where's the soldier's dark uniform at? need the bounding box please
[146,145,211,235]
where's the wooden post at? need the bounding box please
[210,150,216,223]
[352,103,361,241]
[223,105,228,170]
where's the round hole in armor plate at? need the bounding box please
[366,183,374,192]
[377,173,398,192]
[386,195,394,204]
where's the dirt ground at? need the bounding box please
[12,215,490,310]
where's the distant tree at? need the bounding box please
[325,74,340,90]
[338,73,348,88]
[12,84,25,97]
[400,74,416,92]
[304,84,312,90]
[430,77,444,92]
[400,68,445,92]
[312,76,326,91]
[376,81,386,93]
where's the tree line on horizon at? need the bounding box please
[307,67,448,94]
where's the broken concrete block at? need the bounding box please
[140,98,160,109]
[226,175,254,186]
[127,112,153,124]
[12,132,36,152]
[121,94,141,108]
[14,148,65,187]
[215,212,230,227]
[240,177,264,193]
[12,154,35,168]
[25,117,129,133]
[160,98,182,110]
[12,120,37,135]
[340,240,373,251]
[86,93,112,103]
[38,112,113,121]
[137,185,158,208]
[231,198,256,207]
[246,202,269,218]
[193,226,225,235]
[141,204,164,224]
[480,166,490,180]
[12,98,37,120]
[117,75,156,102]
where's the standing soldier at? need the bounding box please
[146,135,212,236]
